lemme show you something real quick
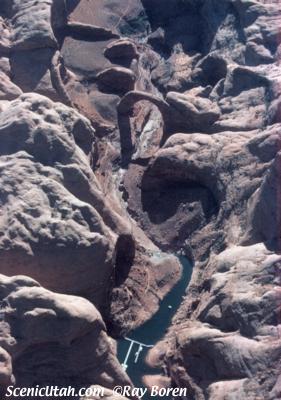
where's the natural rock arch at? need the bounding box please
[117,91,170,165]
[117,90,170,116]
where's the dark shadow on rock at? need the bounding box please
[241,152,281,254]
[65,0,80,15]
[66,23,119,42]
[50,0,69,47]
[0,0,11,18]
[114,234,135,286]
[201,0,246,57]
[141,0,203,55]
[10,49,60,101]
[141,180,218,225]
[194,53,228,87]
[118,113,134,167]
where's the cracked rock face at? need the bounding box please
[0,0,281,398]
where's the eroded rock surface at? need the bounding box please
[161,244,281,399]
[0,0,281,398]
[0,274,131,390]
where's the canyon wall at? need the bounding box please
[0,0,281,399]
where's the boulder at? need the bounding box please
[11,0,57,50]
[96,67,136,94]
[104,39,139,63]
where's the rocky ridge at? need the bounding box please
[0,0,281,399]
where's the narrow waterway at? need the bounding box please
[117,256,193,396]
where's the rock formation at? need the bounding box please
[0,274,132,390]
[0,0,281,399]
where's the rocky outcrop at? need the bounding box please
[104,39,139,64]
[165,91,221,133]
[117,91,170,115]
[96,67,136,94]
[67,21,120,41]
[138,126,281,396]
[11,0,58,50]
[1,0,281,398]
[0,0,182,390]
[0,70,22,100]
[116,0,281,398]
[163,244,281,400]
[0,274,132,390]
[0,93,116,309]
[124,127,277,256]
[0,91,181,327]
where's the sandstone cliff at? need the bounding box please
[0,0,280,399]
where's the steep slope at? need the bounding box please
[0,0,281,399]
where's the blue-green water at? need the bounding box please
[117,256,193,396]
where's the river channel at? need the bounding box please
[117,256,193,397]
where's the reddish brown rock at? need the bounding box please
[96,67,136,94]
[104,39,139,63]
[1,0,281,398]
